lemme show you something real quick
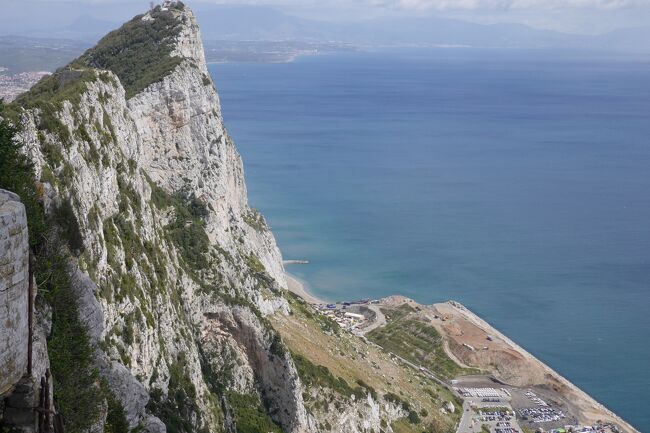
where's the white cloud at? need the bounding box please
[377,0,649,11]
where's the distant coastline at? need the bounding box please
[203,40,358,64]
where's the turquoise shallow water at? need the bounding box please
[208,49,650,430]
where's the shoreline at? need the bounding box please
[281,270,639,432]
[285,271,328,305]
[437,301,639,433]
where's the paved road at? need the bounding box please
[457,401,477,433]
[359,305,386,334]
[357,308,523,433]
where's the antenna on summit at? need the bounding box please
[149,1,155,11]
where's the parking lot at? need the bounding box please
[455,387,523,433]
[509,387,579,431]
[451,379,582,433]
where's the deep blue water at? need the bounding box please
[208,49,650,431]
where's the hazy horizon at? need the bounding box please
[1,0,650,54]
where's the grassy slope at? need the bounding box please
[367,305,479,380]
[271,293,461,432]
[70,4,184,99]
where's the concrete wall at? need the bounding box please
[0,189,29,396]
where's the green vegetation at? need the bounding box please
[14,69,97,110]
[102,209,165,311]
[480,407,510,414]
[51,197,84,256]
[146,176,211,272]
[0,107,45,247]
[286,291,340,335]
[244,252,265,274]
[1,108,126,432]
[169,214,209,271]
[226,392,283,433]
[381,303,416,322]
[148,354,207,433]
[384,391,411,411]
[355,378,377,400]
[104,385,130,433]
[71,4,186,98]
[291,351,374,400]
[367,316,477,380]
[3,68,104,157]
[242,209,267,232]
[390,418,419,433]
[407,410,420,424]
[37,231,104,432]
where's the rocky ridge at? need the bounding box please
[1,3,434,433]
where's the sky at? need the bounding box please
[1,0,650,35]
[137,0,650,33]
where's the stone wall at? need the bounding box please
[0,189,29,397]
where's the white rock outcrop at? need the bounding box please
[14,4,306,432]
[0,190,55,433]
[0,189,29,397]
[9,5,414,432]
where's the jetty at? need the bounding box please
[283,259,310,265]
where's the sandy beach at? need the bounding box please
[285,272,327,305]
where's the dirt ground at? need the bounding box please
[378,297,639,433]
[270,294,463,432]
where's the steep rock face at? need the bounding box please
[13,4,306,432]
[336,394,404,433]
[7,4,445,433]
[0,190,54,433]
[0,189,29,397]
[127,7,286,289]
[303,388,406,433]
[202,306,308,431]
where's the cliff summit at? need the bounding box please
[0,4,473,433]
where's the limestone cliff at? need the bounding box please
[1,3,458,433]
[0,190,29,397]
[7,3,303,431]
[0,190,54,432]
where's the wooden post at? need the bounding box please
[44,369,53,433]
[39,375,46,433]
[36,370,55,433]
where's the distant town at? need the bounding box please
[0,67,49,102]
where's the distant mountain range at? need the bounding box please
[0,36,89,74]
[192,5,650,54]
[1,3,649,55]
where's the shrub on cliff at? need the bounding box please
[1,103,127,433]
[0,105,45,247]
[71,6,185,98]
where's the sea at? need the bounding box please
[208,48,650,431]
